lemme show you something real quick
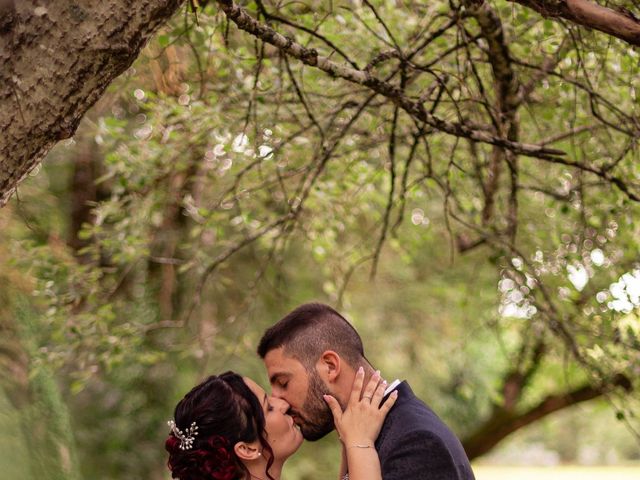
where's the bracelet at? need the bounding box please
[347,443,373,449]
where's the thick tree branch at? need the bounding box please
[509,0,640,47]
[463,373,633,459]
[0,0,185,207]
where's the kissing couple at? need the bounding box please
[165,303,475,479]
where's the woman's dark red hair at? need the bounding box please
[165,372,275,480]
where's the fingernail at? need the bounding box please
[392,390,398,396]
[382,379,388,385]
[358,366,364,374]
[375,370,381,377]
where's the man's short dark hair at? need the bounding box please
[257,302,366,369]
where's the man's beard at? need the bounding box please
[294,370,338,441]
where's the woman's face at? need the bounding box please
[244,378,304,461]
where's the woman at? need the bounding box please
[165,367,397,480]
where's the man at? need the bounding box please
[258,302,475,480]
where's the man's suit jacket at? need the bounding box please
[375,381,475,480]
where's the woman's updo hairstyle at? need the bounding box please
[165,372,274,480]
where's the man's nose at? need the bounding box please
[270,385,284,398]
[272,396,290,412]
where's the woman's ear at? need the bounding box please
[317,350,341,383]
[234,441,262,461]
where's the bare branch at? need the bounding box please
[254,0,360,69]
[362,0,402,52]
[370,105,399,279]
[215,0,568,161]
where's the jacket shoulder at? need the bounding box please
[375,383,475,480]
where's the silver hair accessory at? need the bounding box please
[168,420,199,450]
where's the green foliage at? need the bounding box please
[3,0,640,477]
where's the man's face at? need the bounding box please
[263,347,334,441]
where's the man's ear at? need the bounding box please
[317,350,341,383]
[234,441,262,461]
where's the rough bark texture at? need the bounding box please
[0,0,185,207]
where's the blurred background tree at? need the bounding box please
[1,0,639,478]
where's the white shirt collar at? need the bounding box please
[384,379,401,397]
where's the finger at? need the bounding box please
[349,366,365,405]
[371,378,388,407]
[380,389,399,413]
[361,370,381,402]
[323,394,342,421]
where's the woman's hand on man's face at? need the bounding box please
[323,367,398,446]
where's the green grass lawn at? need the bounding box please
[474,465,640,480]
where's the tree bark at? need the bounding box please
[0,0,185,207]
[510,0,640,47]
